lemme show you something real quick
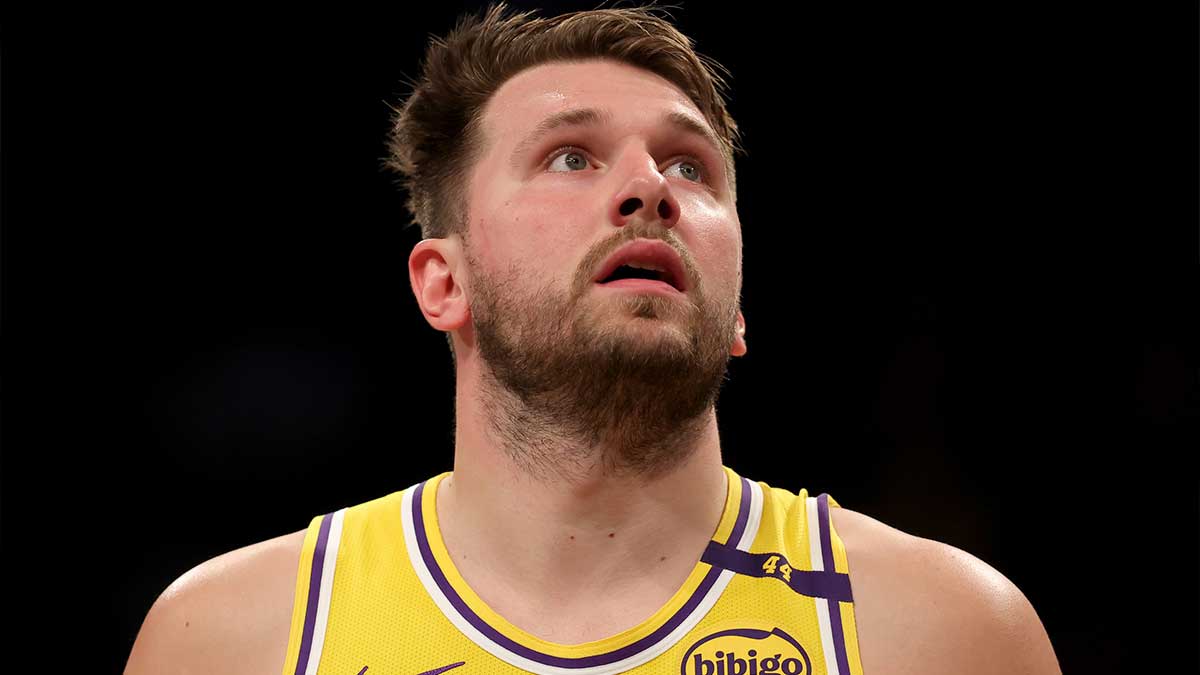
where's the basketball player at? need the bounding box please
[125,4,1061,674]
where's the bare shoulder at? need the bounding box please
[124,527,309,675]
[830,507,1062,675]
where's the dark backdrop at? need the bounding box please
[3,3,1197,673]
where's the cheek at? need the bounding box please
[480,188,596,285]
[685,202,742,286]
[518,191,585,241]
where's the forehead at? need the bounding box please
[479,59,710,151]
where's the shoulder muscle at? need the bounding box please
[124,528,307,675]
[830,507,1061,675]
[911,537,1062,674]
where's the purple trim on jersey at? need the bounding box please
[294,512,334,675]
[411,475,753,669]
[728,476,752,547]
[700,542,854,602]
[817,493,854,675]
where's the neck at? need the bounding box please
[436,369,729,608]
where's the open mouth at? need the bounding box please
[595,263,683,291]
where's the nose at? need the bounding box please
[607,148,681,229]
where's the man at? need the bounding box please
[125,4,1062,674]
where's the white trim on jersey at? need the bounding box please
[807,497,840,675]
[305,507,346,675]
[402,477,765,675]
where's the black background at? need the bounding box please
[3,3,1197,673]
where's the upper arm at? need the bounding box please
[124,574,220,675]
[909,538,1062,675]
[124,529,306,675]
[831,507,1061,675]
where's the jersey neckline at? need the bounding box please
[400,465,763,673]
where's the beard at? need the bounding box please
[462,234,741,486]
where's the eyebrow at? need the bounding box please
[508,107,726,171]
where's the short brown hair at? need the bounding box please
[383,1,745,243]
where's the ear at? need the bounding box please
[731,310,747,357]
[409,236,472,336]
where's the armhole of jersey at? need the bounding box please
[822,497,867,675]
[280,514,324,675]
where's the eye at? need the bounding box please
[664,157,706,184]
[544,147,710,187]
[547,147,591,172]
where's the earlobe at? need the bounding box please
[731,310,747,357]
[409,238,471,333]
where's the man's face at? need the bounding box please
[454,58,745,477]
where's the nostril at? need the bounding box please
[657,200,671,220]
[619,197,641,217]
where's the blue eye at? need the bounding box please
[548,148,590,172]
[665,158,705,183]
[545,147,709,186]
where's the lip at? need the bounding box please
[592,239,688,292]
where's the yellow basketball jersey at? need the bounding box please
[281,466,865,675]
